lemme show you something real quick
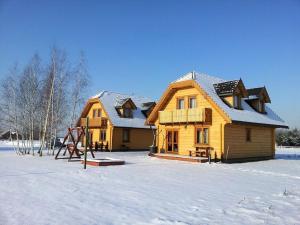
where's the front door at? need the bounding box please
[166,130,179,153]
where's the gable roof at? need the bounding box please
[90,91,153,129]
[148,71,287,128]
[247,87,271,103]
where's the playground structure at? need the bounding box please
[55,119,125,168]
[55,126,95,161]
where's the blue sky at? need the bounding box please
[0,0,299,127]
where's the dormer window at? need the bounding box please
[124,108,132,118]
[246,87,270,114]
[115,97,137,119]
[214,79,248,110]
[233,95,242,109]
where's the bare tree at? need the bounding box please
[18,54,42,155]
[69,51,89,128]
[1,47,90,157]
[0,64,21,154]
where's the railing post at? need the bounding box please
[84,117,89,169]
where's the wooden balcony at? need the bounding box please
[80,117,108,128]
[159,108,212,124]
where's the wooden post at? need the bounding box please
[84,117,89,169]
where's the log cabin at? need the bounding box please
[146,71,288,162]
[77,91,155,151]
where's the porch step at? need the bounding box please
[151,153,208,163]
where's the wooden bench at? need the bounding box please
[189,146,213,158]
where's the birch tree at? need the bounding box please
[1,47,91,157]
[69,51,89,127]
[18,54,42,154]
[0,64,21,153]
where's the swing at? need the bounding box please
[55,127,95,161]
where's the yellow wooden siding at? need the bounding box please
[112,128,154,150]
[87,102,109,119]
[154,87,227,159]
[82,102,113,150]
[224,96,233,106]
[224,124,275,159]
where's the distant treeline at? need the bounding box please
[276,128,300,146]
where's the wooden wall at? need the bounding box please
[154,87,227,158]
[112,127,154,150]
[224,96,233,106]
[83,102,113,150]
[224,124,275,160]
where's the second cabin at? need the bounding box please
[147,72,288,162]
[77,91,155,151]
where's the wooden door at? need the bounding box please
[166,130,179,154]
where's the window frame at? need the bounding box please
[123,108,132,118]
[97,109,102,118]
[176,97,185,110]
[258,100,265,113]
[93,108,102,118]
[188,96,197,109]
[233,95,242,109]
[99,129,106,142]
[246,128,252,142]
[195,126,210,146]
[122,128,130,143]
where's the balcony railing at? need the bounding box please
[80,117,108,128]
[159,108,212,124]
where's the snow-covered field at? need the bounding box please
[0,142,300,225]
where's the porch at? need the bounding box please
[151,153,208,163]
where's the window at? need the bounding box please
[261,102,265,113]
[258,101,265,113]
[195,127,209,145]
[100,130,106,141]
[203,128,209,144]
[177,98,185,109]
[188,97,197,109]
[233,95,241,109]
[124,108,132,118]
[93,109,102,118]
[246,128,251,142]
[196,129,202,144]
[123,129,130,142]
[97,109,102,117]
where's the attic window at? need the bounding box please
[177,98,185,109]
[233,95,242,109]
[188,96,197,109]
[258,101,265,113]
[124,108,132,118]
[93,109,102,118]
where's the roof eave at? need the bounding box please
[231,120,289,129]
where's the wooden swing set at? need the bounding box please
[55,125,95,162]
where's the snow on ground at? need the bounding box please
[0,142,300,225]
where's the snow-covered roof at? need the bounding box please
[173,72,288,128]
[92,91,153,129]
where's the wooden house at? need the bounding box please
[146,72,288,162]
[77,91,155,151]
